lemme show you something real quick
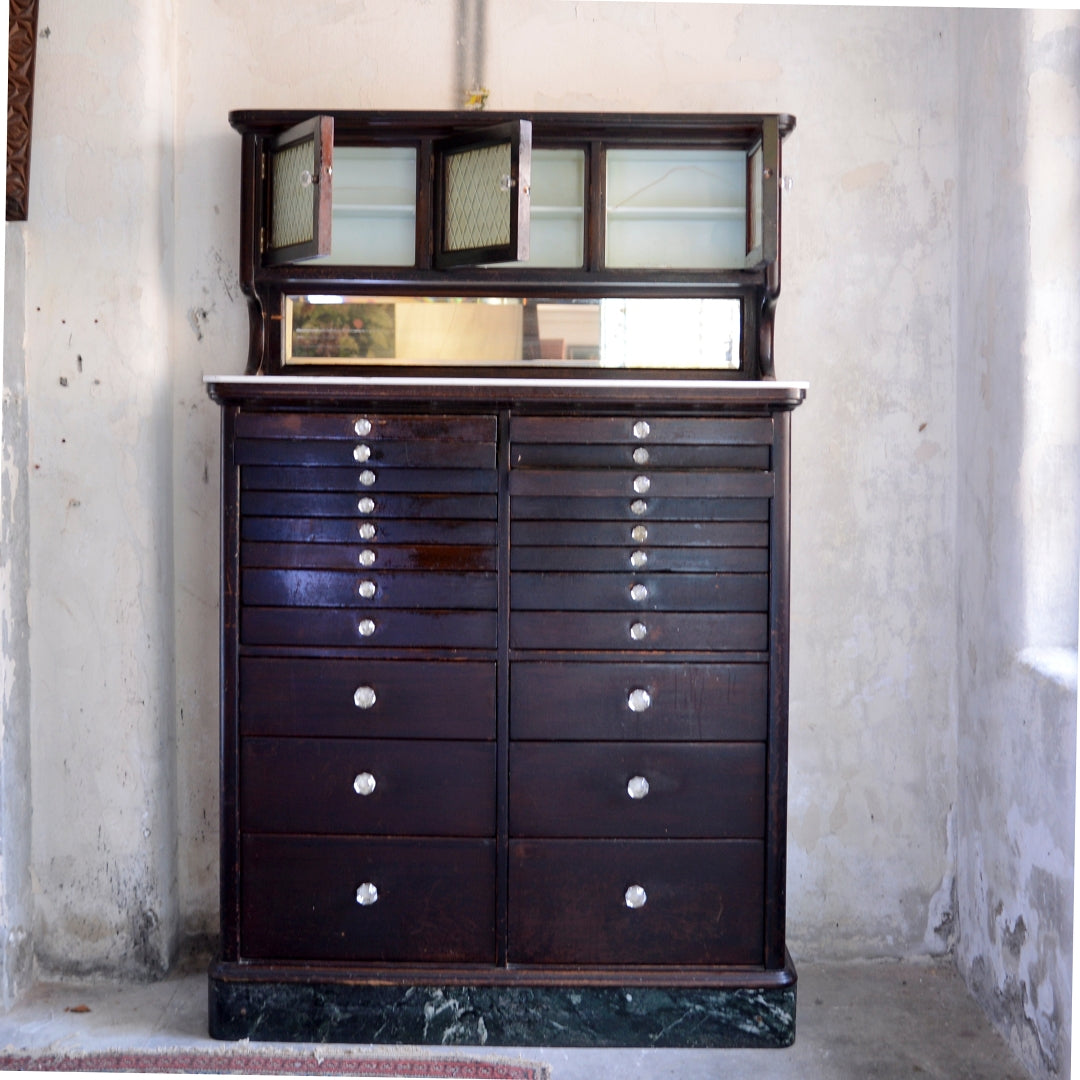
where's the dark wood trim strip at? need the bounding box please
[7,0,39,221]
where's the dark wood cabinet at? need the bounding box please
[207,110,804,1048]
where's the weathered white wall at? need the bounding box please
[955,10,1079,1077]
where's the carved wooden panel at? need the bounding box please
[8,0,39,222]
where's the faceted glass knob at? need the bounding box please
[630,583,649,602]
[632,420,651,439]
[628,688,652,712]
[358,469,376,487]
[627,775,650,800]
[625,885,647,909]
[356,882,379,906]
[353,444,372,463]
[353,686,377,709]
[630,551,648,569]
[630,622,648,642]
[358,580,377,599]
[354,418,372,436]
[358,497,375,514]
[630,499,648,516]
[358,522,377,540]
[631,525,648,543]
[358,619,376,637]
[353,771,376,796]
[633,475,651,494]
[633,447,650,465]
[358,549,376,567]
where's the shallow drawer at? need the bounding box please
[242,737,495,836]
[242,608,498,650]
[509,469,773,500]
[509,742,765,839]
[237,412,497,443]
[241,491,498,520]
[236,436,496,469]
[509,416,773,446]
[242,569,498,609]
[511,519,768,548]
[511,442,770,470]
[243,466,497,494]
[242,541,497,572]
[507,839,763,965]
[510,496,769,523]
[240,657,496,739]
[241,835,495,963]
[511,662,767,740]
[510,546,768,574]
[510,612,768,652]
[511,572,768,613]
[242,517,498,547]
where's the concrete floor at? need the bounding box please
[0,957,1031,1079]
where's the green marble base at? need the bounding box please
[208,963,797,1047]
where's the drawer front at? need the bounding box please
[237,411,497,443]
[241,835,495,963]
[243,466,497,494]
[243,517,498,547]
[242,569,497,609]
[241,491,498,520]
[510,496,768,523]
[511,442,769,470]
[511,572,767,613]
[240,658,496,738]
[509,469,773,500]
[509,743,765,839]
[511,662,767,740]
[509,415,773,446]
[510,611,768,652]
[507,839,763,965]
[242,738,495,836]
[510,545,767,574]
[511,519,767,548]
[236,436,496,469]
[243,608,498,649]
[242,541,497,572]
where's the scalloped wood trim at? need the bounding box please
[7,0,39,222]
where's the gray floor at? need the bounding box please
[0,957,1031,1079]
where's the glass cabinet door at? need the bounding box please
[264,115,334,266]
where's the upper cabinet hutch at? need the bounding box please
[207,110,805,1048]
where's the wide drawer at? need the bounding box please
[240,657,496,739]
[237,412,497,443]
[509,469,773,500]
[511,519,767,548]
[243,466,497,494]
[242,608,498,649]
[242,738,495,836]
[243,541,497,572]
[243,517,498,547]
[509,742,765,839]
[511,572,767,612]
[511,442,769,470]
[236,436,496,469]
[242,569,497,609]
[241,491,498,520]
[509,416,773,446]
[510,546,767,573]
[510,496,769,523]
[507,839,764,965]
[510,611,768,652]
[241,835,495,963]
[511,662,767,740]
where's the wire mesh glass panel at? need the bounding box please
[444,143,512,252]
[271,139,317,251]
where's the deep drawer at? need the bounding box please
[242,608,498,649]
[509,469,773,500]
[510,611,768,652]
[509,415,773,446]
[242,569,498,609]
[237,412,497,443]
[507,839,764,965]
[509,742,765,839]
[242,541,497,572]
[243,466,497,494]
[241,491,498,520]
[242,517,498,547]
[510,661,768,740]
[236,436,496,469]
[511,572,768,612]
[240,657,496,739]
[241,835,496,963]
[242,738,495,836]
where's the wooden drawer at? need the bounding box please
[510,611,768,652]
[507,839,764,965]
[242,569,497,609]
[242,517,498,547]
[511,572,767,612]
[511,442,769,470]
[511,662,767,740]
[242,608,498,649]
[510,545,767,573]
[509,743,765,839]
[243,466,497,494]
[510,415,773,446]
[509,469,773,500]
[237,411,497,443]
[241,835,495,963]
[511,519,767,548]
[242,541,497,572]
[241,491,498,520]
[236,436,496,469]
[510,496,769,523]
[240,658,496,739]
[242,738,495,836]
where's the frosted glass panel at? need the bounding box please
[325,147,416,266]
[606,149,747,269]
[499,150,584,268]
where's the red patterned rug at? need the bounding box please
[0,1049,548,1078]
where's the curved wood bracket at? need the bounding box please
[7,0,39,222]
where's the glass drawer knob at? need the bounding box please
[356,882,379,906]
[358,522,376,540]
[630,583,649,602]
[625,885,647,909]
[358,580,376,599]
[630,551,648,569]
[632,421,651,440]
[354,418,372,436]
[358,549,376,567]
[630,622,648,642]
[630,499,648,516]
[633,475,651,495]
[358,619,376,638]
[627,775,650,800]
[628,688,652,712]
[353,686,377,709]
[631,525,648,543]
[353,771,376,796]
[633,447,650,465]
[358,497,375,514]
[353,444,372,463]
[358,469,376,487]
